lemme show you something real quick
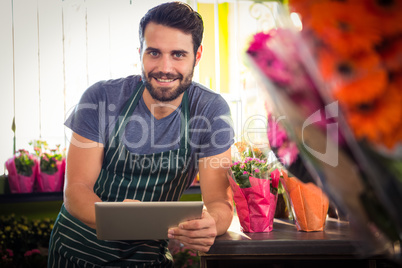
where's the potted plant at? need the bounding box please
[31,140,66,192]
[229,141,280,233]
[5,150,38,193]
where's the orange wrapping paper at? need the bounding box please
[281,172,329,231]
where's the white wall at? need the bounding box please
[0,0,167,174]
[0,0,279,174]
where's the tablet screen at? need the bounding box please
[95,201,204,240]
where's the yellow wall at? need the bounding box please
[197,3,229,93]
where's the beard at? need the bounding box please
[141,68,194,103]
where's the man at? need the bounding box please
[48,1,234,267]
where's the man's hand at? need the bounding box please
[122,199,140,202]
[168,210,217,252]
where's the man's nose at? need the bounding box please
[159,55,173,73]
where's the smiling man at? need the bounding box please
[48,2,234,267]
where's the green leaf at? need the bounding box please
[11,117,16,133]
[235,174,252,188]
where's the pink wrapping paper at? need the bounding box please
[36,158,66,192]
[229,175,278,233]
[5,157,38,193]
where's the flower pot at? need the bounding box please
[229,175,278,233]
[5,157,38,194]
[36,158,66,192]
[280,172,329,232]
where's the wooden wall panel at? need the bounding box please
[0,0,201,174]
[13,0,40,150]
[37,0,65,148]
[0,0,15,171]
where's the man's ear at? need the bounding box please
[194,44,203,66]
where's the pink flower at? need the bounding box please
[243,171,248,175]
[270,169,281,189]
[267,114,288,148]
[6,249,13,257]
[247,32,272,53]
[24,249,41,257]
[240,165,245,169]
[278,141,299,166]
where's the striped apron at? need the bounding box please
[48,82,193,267]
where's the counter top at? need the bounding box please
[202,216,358,257]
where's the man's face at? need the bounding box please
[140,22,202,102]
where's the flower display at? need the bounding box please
[289,0,402,149]
[4,140,66,193]
[0,214,53,267]
[246,0,402,259]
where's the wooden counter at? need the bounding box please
[199,216,397,268]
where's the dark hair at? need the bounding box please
[139,1,204,56]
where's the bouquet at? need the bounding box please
[32,140,66,192]
[246,0,402,259]
[5,150,38,193]
[229,141,280,232]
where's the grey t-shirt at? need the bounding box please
[65,75,234,183]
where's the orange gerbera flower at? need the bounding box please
[377,35,402,73]
[234,141,247,154]
[382,121,402,149]
[318,48,388,106]
[362,0,402,37]
[346,84,402,147]
[309,1,381,56]
[288,0,317,24]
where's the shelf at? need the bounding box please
[0,185,201,204]
[0,191,64,203]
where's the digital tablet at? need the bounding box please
[95,201,204,240]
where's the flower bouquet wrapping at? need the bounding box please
[32,141,66,192]
[246,1,402,259]
[280,170,329,232]
[229,142,280,232]
[5,150,38,193]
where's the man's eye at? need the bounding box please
[174,52,184,58]
[149,51,159,56]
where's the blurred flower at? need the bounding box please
[347,83,402,146]
[362,0,402,36]
[247,0,402,260]
[318,48,388,106]
[309,1,381,56]
[270,169,281,189]
[24,249,41,257]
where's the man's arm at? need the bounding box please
[63,132,104,229]
[168,148,234,252]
